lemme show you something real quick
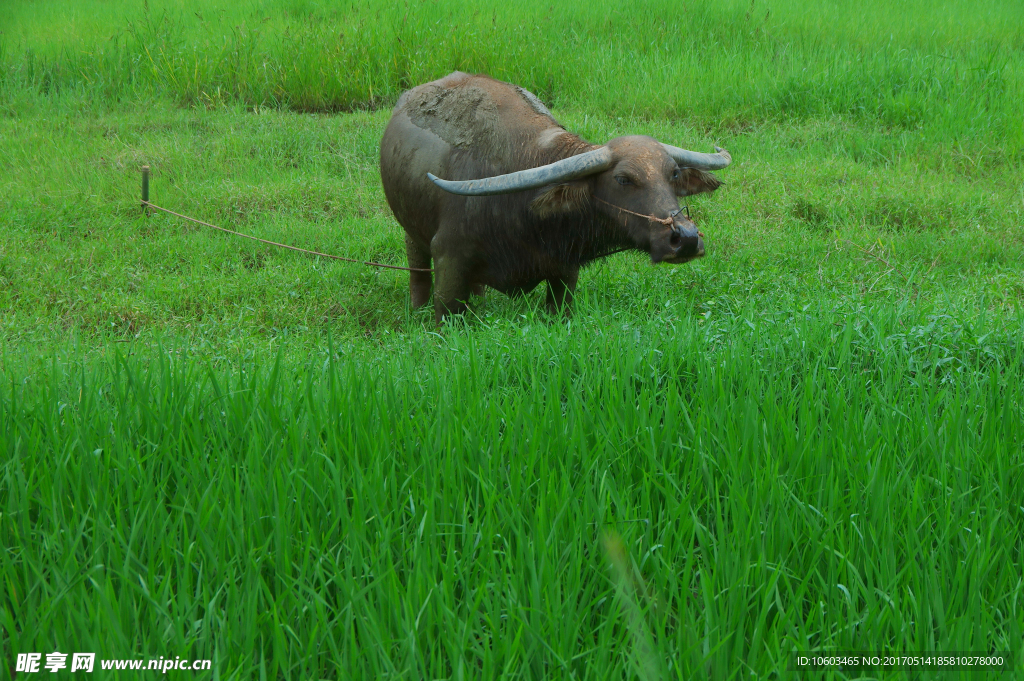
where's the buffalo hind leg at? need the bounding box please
[405,233,432,309]
[545,270,579,315]
[431,236,475,325]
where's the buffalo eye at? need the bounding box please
[671,169,680,181]
[616,175,632,186]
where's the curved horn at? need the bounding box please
[427,147,613,196]
[662,144,732,170]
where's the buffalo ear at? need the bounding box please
[673,168,723,197]
[531,182,591,217]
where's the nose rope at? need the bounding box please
[593,197,674,225]
[593,197,704,238]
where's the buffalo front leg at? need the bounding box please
[545,270,579,315]
[405,233,432,309]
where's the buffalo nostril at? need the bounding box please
[677,235,699,255]
[669,231,682,249]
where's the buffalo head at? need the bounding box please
[427,135,729,266]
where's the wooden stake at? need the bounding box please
[141,165,150,216]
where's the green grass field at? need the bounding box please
[2,1,1023,678]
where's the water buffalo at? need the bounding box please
[379,72,731,323]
